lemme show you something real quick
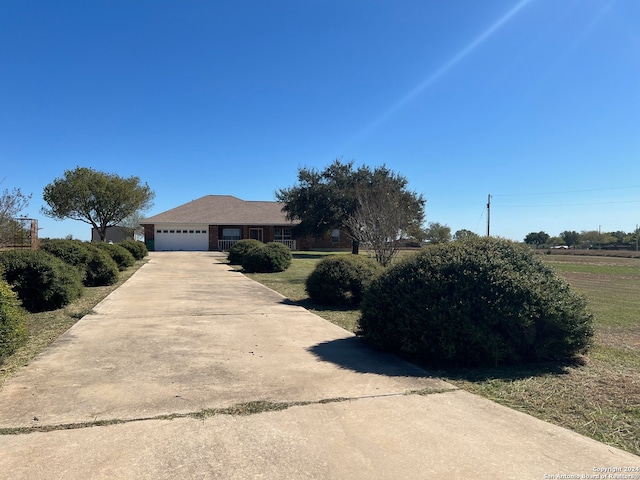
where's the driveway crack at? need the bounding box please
[0,388,458,436]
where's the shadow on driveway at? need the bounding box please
[307,337,431,378]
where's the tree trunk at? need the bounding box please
[351,239,359,255]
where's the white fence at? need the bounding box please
[217,239,296,251]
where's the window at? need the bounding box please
[222,228,241,240]
[249,228,263,242]
[163,230,168,233]
[275,228,292,241]
[189,230,194,233]
[331,229,340,243]
[169,230,175,233]
[156,230,161,233]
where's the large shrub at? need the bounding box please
[358,238,594,367]
[306,255,383,306]
[83,245,120,286]
[0,250,83,312]
[0,278,27,359]
[118,240,148,260]
[40,239,90,268]
[40,239,119,287]
[242,242,292,273]
[228,239,263,265]
[94,243,135,270]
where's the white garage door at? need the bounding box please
[154,225,209,251]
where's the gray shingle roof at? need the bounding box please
[141,195,295,226]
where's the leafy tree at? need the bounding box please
[547,236,565,248]
[424,222,451,244]
[276,159,425,257]
[0,186,32,248]
[579,230,600,248]
[560,230,580,248]
[524,231,550,248]
[579,230,616,249]
[453,229,479,241]
[42,167,155,242]
[623,230,639,249]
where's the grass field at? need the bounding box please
[246,251,640,456]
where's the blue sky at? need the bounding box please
[2,0,639,241]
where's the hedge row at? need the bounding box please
[0,239,147,360]
[0,278,27,359]
[40,239,119,287]
[94,243,135,270]
[0,249,83,313]
[0,240,147,314]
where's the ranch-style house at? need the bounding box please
[140,195,352,252]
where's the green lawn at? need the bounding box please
[244,251,362,332]
[246,251,640,457]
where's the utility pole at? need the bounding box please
[486,194,492,237]
[636,224,638,252]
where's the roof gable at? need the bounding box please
[142,195,295,226]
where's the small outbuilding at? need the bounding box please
[91,226,134,243]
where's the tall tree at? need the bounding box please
[424,222,451,244]
[560,230,580,248]
[276,159,425,257]
[524,231,550,248]
[453,229,479,241]
[42,167,155,242]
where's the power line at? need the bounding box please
[495,199,640,208]
[493,185,640,197]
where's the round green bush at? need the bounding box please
[306,255,383,306]
[83,244,120,286]
[0,278,27,359]
[118,240,148,260]
[0,250,83,313]
[358,238,594,367]
[40,239,90,269]
[40,239,119,287]
[242,242,292,273]
[228,239,263,265]
[94,243,135,270]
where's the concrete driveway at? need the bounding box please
[0,252,637,479]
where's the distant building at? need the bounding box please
[91,226,134,243]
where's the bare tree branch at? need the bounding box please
[345,183,415,266]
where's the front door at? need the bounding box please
[249,228,263,242]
